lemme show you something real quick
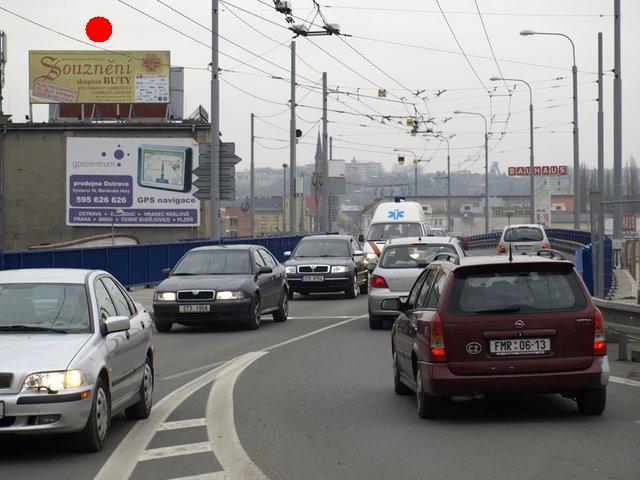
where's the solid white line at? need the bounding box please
[286,316,353,320]
[159,418,207,431]
[140,442,212,461]
[206,352,269,480]
[94,354,254,480]
[162,361,226,381]
[610,376,640,388]
[168,473,228,480]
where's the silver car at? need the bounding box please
[368,237,464,329]
[498,224,550,255]
[0,269,154,452]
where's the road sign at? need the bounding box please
[194,142,242,201]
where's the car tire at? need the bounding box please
[73,377,110,452]
[393,351,411,395]
[577,387,606,415]
[273,290,289,322]
[359,274,369,295]
[345,275,358,299]
[416,364,447,419]
[369,314,383,330]
[154,317,172,333]
[125,358,154,420]
[246,295,261,330]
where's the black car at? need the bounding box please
[153,245,288,332]
[284,235,369,299]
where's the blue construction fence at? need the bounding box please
[0,235,306,289]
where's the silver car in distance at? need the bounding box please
[367,237,465,330]
[0,269,154,452]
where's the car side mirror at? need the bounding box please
[258,266,273,275]
[358,234,365,243]
[284,251,291,257]
[105,316,131,334]
[162,268,172,278]
[354,250,364,256]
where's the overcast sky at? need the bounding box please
[2,0,638,175]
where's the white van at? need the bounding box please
[361,201,431,271]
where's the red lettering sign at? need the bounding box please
[623,213,637,232]
[507,165,569,176]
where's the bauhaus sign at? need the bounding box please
[508,166,568,176]
[29,51,170,104]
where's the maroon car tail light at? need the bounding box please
[498,243,507,253]
[370,274,389,289]
[593,308,607,356]
[542,242,551,249]
[430,313,447,363]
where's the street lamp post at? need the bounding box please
[394,149,420,202]
[490,76,535,224]
[454,111,489,233]
[436,135,452,231]
[282,163,288,235]
[521,29,580,229]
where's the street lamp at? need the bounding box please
[453,110,490,233]
[282,163,288,235]
[490,76,535,224]
[111,209,125,246]
[521,29,580,229]
[394,149,420,202]
[436,135,452,231]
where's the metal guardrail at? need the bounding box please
[593,298,640,362]
[0,234,308,289]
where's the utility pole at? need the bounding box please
[321,72,329,232]
[282,163,288,234]
[289,41,297,234]
[210,0,221,241]
[250,113,255,237]
[484,129,489,233]
[613,0,623,263]
[572,54,581,230]
[329,136,333,232]
[596,32,605,298]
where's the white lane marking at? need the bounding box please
[160,418,207,431]
[94,354,256,480]
[162,361,226,381]
[140,442,212,461]
[287,316,353,320]
[610,376,640,388]
[168,473,228,480]
[265,314,368,351]
[206,352,269,480]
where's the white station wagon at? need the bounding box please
[0,269,154,451]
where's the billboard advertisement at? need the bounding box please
[29,51,170,104]
[66,138,200,227]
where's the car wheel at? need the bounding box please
[273,289,289,322]
[125,358,154,420]
[154,317,172,333]
[246,295,261,330]
[577,387,606,415]
[73,377,110,452]
[369,314,383,330]
[345,275,358,299]
[393,351,411,395]
[416,364,446,419]
[359,274,369,295]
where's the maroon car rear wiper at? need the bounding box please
[472,306,522,314]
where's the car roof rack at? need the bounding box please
[536,249,567,261]
[433,252,460,265]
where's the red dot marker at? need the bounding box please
[86,17,112,42]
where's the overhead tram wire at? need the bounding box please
[321,5,611,18]
[474,0,509,92]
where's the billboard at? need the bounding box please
[29,51,170,104]
[508,165,568,176]
[66,138,200,227]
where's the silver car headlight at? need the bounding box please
[156,292,176,302]
[285,266,297,274]
[366,253,378,262]
[216,291,245,300]
[22,370,86,393]
[331,266,349,273]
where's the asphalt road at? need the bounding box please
[2,251,639,480]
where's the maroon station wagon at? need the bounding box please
[386,254,609,419]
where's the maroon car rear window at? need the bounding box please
[448,265,587,315]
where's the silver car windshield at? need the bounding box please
[0,283,91,333]
[380,245,456,269]
[504,227,544,242]
[173,250,252,275]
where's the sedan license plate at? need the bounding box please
[490,338,550,356]
[515,245,533,251]
[179,305,211,313]
[302,275,324,282]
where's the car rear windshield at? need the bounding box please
[504,227,544,242]
[294,240,350,258]
[173,250,252,275]
[0,284,91,333]
[380,244,456,269]
[448,265,587,315]
[367,222,421,241]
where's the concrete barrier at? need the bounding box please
[593,298,640,362]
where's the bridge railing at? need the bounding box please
[0,235,307,289]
